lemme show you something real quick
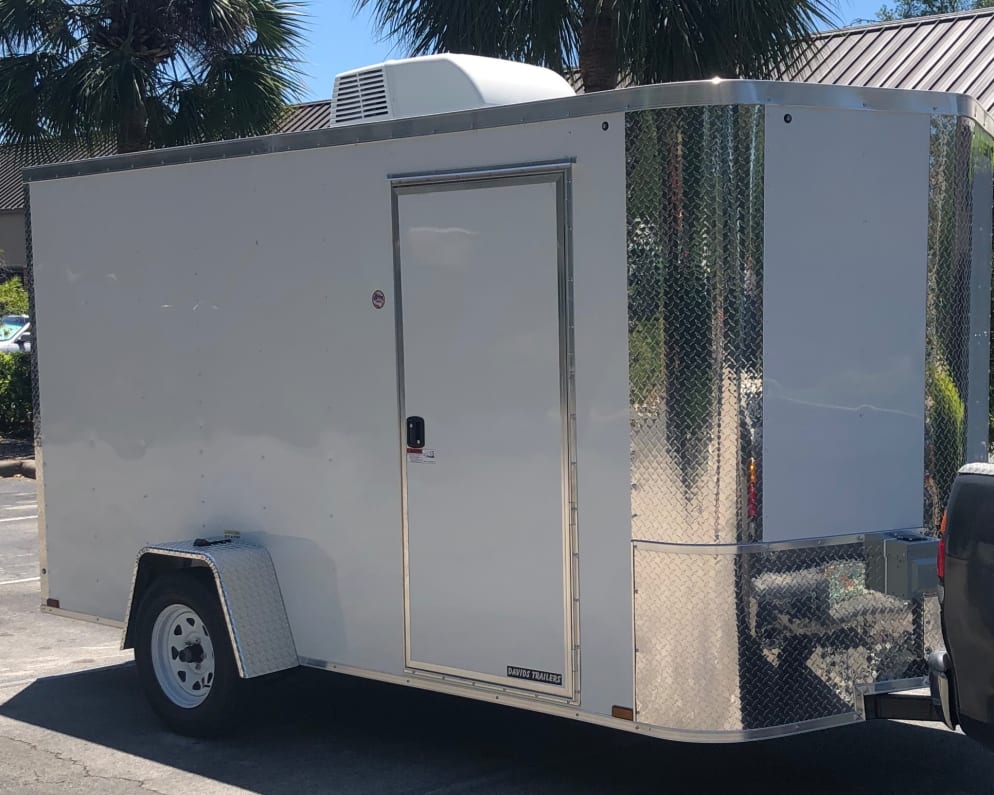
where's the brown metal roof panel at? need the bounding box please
[836,27,904,85]
[929,17,994,94]
[809,30,874,82]
[803,31,868,81]
[792,36,835,80]
[882,22,956,89]
[907,16,986,92]
[961,37,994,104]
[848,24,920,86]
[966,57,994,113]
[279,101,330,132]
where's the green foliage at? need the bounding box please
[0,351,30,433]
[0,276,27,315]
[876,0,994,21]
[0,0,306,153]
[928,363,965,512]
[358,0,838,91]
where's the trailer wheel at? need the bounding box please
[134,570,241,736]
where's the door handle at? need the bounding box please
[406,416,425,450]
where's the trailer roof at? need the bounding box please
[23,78,993,184]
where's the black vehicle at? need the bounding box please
[928,463,994,750]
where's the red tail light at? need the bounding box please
[938,510,948,582]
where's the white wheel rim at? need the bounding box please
[150,603,216,709]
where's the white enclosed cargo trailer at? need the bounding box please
[24,55,994,740]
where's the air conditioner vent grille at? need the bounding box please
[332,68,390,124]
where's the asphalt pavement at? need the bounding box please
[2,476,994,794]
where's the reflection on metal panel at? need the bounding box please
[633,540,940,736]
[626,106,763,545]
[925,116,975,533]
[968,128,994,464]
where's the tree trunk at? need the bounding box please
[117,105,149,154]
[579,0,618,93]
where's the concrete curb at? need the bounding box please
[0,458,35,479]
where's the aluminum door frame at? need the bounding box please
[390,160,579,701]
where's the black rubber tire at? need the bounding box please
[133,569,242,737]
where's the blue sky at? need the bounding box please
[299,0,890,101]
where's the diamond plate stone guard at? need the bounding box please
[123,538,298,678]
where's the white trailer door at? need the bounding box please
[394,166,575,698]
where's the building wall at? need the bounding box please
[0,210,26,274]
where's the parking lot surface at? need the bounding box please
[3,476,994,794]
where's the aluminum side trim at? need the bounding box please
[298,655,862,743]
[39,606,124,628]
[631,530,901,554]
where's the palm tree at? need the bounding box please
[0,0,305,154]
[356,0,837,92]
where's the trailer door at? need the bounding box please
[393,165,576,699]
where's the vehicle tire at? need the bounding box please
[133,569,242,737]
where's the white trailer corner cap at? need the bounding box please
[330,54,576,126]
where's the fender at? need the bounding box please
[121,537,298,678]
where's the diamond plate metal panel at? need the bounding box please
[634,540,937,736]
[627,106,763,545]
[124,539,298,678]
[925,116,976,533]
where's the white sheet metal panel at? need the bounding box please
[762,106,930,541]
[967,132,994,462]
[398,178,570,694]
[30,111,631,716]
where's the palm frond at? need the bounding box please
[0,0,75,53]
[620,0,838,84]
[0,50,58,144]
[0,0,307,150]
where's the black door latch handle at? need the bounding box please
[407,416,425,449]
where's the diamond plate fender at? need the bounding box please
[121,538,298,678]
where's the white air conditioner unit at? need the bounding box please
[330,54,575,126]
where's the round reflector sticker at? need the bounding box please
[371,290,386,309]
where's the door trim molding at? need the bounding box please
[390,161,579,702]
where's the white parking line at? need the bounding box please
[2,504,37,511]
[0,514,37,523]
[0,576,40,585]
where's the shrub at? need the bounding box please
[0,277,27,316]
[0,352,31,434]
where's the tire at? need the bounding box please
[134,569,242,737]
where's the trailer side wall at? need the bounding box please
[29,114,634,718]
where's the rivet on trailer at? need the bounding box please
[23,54,994,747]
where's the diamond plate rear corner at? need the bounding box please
[633,540,939,737]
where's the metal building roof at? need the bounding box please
[0,99,333,212]
[794,8,994,112]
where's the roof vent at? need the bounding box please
[330,54,575,127]
[332,67,390,124]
